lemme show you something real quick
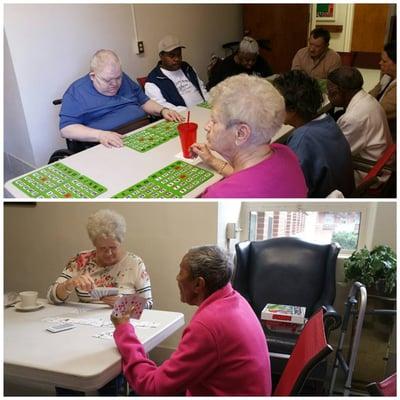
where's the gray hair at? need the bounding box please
[239,36,259,54]
[185,245,232,294]
[209,74,286,143]
[86,209,126,244]
[327,66,364,91]
[90,49,120,73]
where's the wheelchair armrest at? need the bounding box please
[322,305,341,338]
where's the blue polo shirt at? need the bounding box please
[59,73,149,130]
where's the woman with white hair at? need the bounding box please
[47,209,152,309]
[191,74,307,198]
[207,36,273,89]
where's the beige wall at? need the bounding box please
[4,201,218,349]
[4,4,242,167]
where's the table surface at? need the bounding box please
[5,103,294,198]
[4,300,184,391]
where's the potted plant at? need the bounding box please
[344,245,396,297]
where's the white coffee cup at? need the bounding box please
[19,291,38,308]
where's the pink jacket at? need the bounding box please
[114,283,271,395]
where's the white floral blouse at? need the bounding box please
[47,250,153,308]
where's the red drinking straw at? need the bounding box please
[187,111,190,123]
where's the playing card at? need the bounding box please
[90,287,119,299]
[112,294,147,319]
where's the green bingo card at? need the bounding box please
[12,163,107,198]
[123,121,179,152]
[113,160,214,198]
[197,101,211,109]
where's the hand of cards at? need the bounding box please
[112,294,147,319]
[90,287,119,299]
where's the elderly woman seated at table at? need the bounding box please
[112,245,271,395]
[47,209,153,309]
[191,74,307,198]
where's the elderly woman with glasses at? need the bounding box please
[47,209,153,309]
[191,74,307,198]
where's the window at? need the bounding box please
[241,202,371,255]
[249,210,360,251]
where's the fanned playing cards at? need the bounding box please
[112,294,147,319]
[90,287,119,299]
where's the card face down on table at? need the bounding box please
[112,294,147,319]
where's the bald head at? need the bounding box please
[90,49,121,73]
[89,49,122,96]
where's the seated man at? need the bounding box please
[327,66,393,184]
[274,70,354,197]
[112,245,271,395]
[292,28,341,80]
[60,49,182,148]
[145,35,208,112]
[207,36,273,89]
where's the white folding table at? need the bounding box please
[4,104,294,198]
[4,300,184,392]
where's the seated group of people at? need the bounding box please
[59,29,396,198]
[47,209,271,395]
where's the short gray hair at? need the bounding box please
[239,36,259,54]
[86,209,126,244]
[209,74,285,143]
[185,245,232,294]
[90,49,120,73]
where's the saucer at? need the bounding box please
[15,300,45,312]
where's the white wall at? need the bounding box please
[310,4,354,52]
[4,4,242,168]
[4,201,218,349]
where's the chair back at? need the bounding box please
[366,372,397,396]
[234,238,340,318]
[137,76,147,90]
[354,143,396,197]
[273,309,333,396]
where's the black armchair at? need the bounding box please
[233,237,341,382]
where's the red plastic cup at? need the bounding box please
[177,122,198,158]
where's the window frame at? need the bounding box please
[240,201,372,255]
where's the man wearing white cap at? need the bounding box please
[145,35,209,112]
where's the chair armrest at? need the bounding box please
[323,305,341,338]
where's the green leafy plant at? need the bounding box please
[332,231,357,250]
[344,245,396,296]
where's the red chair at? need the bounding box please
[366,372,397,396]
[352,143,396,197]
[273,309,333,396]
[137,76,147,90]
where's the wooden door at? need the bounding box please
[243,4,310,73]
[351,4,389,52]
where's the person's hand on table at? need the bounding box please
[98,131,124,148]
[101,295,119,307]
[161,108,185,122]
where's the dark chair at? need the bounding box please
[273,308,333,395]
[48,98,152,164]
[366,372,397,396]
[233,237,341,382]
[352,143,396,198]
